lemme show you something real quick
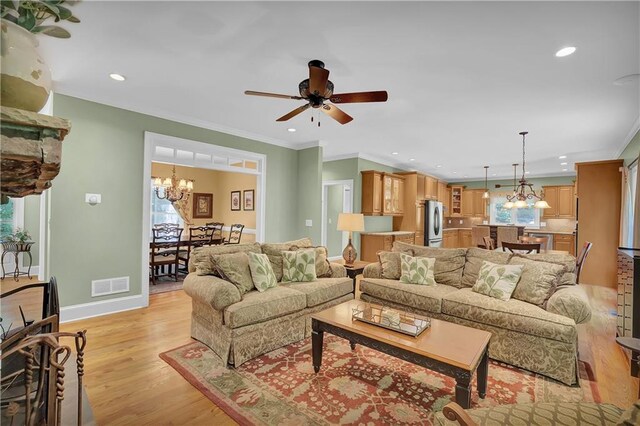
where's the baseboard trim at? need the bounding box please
[60,294,145,323]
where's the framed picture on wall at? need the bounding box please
[231,191,241,211]
[192,193,213,218]
[243,190,254,211]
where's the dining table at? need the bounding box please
[493,247,571,256]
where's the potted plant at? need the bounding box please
[1,227,34,251]
[1,0,80,112]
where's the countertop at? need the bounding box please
[618,247,640,259]
[524,229,576,235]
[360,231,415,236]
[443,228,472,231]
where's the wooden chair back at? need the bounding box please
[225,224,245,244]
[153,223,180,230]
[502,241,541,254]
[206,222,225,243]
[150,227,183,283]
[482,236,496,250]
[188,226,215,247]
[576,241,593,284]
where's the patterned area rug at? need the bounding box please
[160,335,600,425]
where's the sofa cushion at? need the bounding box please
[434,401,624,426]
[247,252,278,292]
[462,248,512,288]
[441,288,577,343]
[514,252,577,286]
[191,242,262,275]
[471,261,523,301]
[212,252,255,295]
[360,278,459,314]
[378,251,402,279]
[400,253,436,285]
[392,241,467,287]
[546,285,592,324]
[261,238,313,281]
[223,286,306,328]
[281,278,353,307]
[509,257,566,307]
[313,247,333,278]
[282,248,317,282]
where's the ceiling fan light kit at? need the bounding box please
[245,59,388,125]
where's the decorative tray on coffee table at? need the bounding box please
[351,303,431,337]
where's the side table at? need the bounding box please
[337,260,371,296]
[616,336,640,398]
[1,241,34,281]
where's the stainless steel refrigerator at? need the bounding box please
[424,200,443,247]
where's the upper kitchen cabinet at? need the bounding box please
[472,189,488,217]
[542,185,575,219]
[424,175,438,200]
[450,186,463,216]
[461,189,474,216]
[362,170,405,216]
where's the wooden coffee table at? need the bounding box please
[311,300,491,409]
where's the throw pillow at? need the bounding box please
[247,252,277,292]
[472,260,523,301]
[509,257,566,307]
[313,246,333,278]
[192,242,262,276]
[393,241,467,288]
[282,248,317,282]
[399,253,436,286]
[462,248,512,288]
[378,251,402,279]
[261,238,314,281]
[211,252,254,295]
[514,252,577,286]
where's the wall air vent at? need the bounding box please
[91,276,130,297]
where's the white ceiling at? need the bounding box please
[41,1,639,181]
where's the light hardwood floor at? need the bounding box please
[2,278,638,425]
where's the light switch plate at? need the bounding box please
[85,193,101,204]
[305,219,312,227]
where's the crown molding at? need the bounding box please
[447,171,577,183]
[614,115,640,158]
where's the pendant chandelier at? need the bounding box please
[504,132,550,209]
[153,165,194,202]
[482,165,490,199]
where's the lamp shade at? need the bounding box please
[503,201,514,209]
[482,190,490,199]
[153,177,162,186]
[337,213,365,232]
[534,200,551,209]
[514,200,528,209]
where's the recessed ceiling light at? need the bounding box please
[555,47,576,57]
[436,164,442,168]
[453,171,457,174]
[492,173,497,176]
[109,73,126,81]
[463,175,468,178]
[525,171,530,174]
[558,155,567,159]
[409,158,415,162]
[562,169,568,172]
[391,152,399,155]
[560,162,567,166]
[287,128,296,132]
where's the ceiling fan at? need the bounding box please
[245,59,388,125]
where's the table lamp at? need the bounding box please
[337,213,365,266]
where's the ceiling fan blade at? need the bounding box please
[321,104,353,125]
[245,90,303,100]
[276,104,310,121]
[330,91,388,104]
[309,66,330,97]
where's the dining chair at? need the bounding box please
[501,241,541,254]
[471,226,490,248]
[482,236,496,250]
[224,224,245,245]
[206,222,225,245]
[497,227,519,248]
[177,226,215,271]
[153,223,180,230]
[150,227,183,284]
[576,241,593,284]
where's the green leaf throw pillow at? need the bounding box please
[399,254,436,286]
[472,260,523,301]
[247,252,277,292]
[282,248,317,282]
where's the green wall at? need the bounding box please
[326,185,344,257]
[297,146,323,243]
[620,129,640,166]
[51,94,302,307]
[23,195,40,265]
[453,176,576,192]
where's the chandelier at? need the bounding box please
[504,132,550,209]
[153,165,193,202]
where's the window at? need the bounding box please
[0,198,15,239]
[489,194,540,228]
[150,181,183,230]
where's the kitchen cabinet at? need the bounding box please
[450,186,463,216]
[425,176,438,200]
[360,232,415,262]
[461,190,474,216]
[553,234,575,256]
[472,190,488,217]
[542,185,575,219]
[459,229,473,248]
[443,230,459,248]
[361,171,404,216]
[443,187,452,216]
[437,181,448,202]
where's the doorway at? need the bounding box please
[321,180,354,259]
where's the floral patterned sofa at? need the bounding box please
[183,239,353,367]
[361,242,592,386]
